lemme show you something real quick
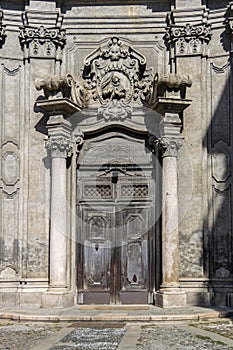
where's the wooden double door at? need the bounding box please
[77,171,153,304]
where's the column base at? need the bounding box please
[155,289,187,308]
[41,290,75,308]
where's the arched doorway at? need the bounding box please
[76,129,157,304]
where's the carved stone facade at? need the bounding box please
[0,0,232,308]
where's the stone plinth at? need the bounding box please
[156,289,187,308]
[41,290,75,308]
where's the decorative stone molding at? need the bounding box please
[19,25,66,59]
[1,142,20,196]
[46,137,72,158]
[82,36,154,119]
[159,137,183,158]
[166,22,211,55]
[35,36,154,118]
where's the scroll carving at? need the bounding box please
[166,22,211,55]
[46,137,72,158]
[82,36,154,119]
[35,36,154,119]
[19,25,66,58]
[159,137,183,158]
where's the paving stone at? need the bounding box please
[136,325,233,350]
[49,327,127,350]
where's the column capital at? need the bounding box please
[159,137,183,158]
[46,137,72,158]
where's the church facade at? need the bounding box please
[0,0,232,308]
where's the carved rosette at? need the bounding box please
[46,137,72,158]
[159,137,183,158]
[166,23,211,55]
[19,25,66,59]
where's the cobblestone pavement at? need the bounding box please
[1,318,233,349]
[49,326,127,350]
[0,320,64,350]
[136,320,233,350]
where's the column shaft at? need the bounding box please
[162,155,179,288]
[50,156,67,289]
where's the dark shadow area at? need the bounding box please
[34,96,49,136]
[202,43,232,306]
[57,0,171,14]
[206,0,229,10]
[0,0,26,11]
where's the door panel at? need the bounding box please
[77,166,153,304]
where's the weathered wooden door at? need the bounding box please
[76,132,155,304]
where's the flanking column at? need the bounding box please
[47,137,71,289]
[152,73,192,308]
[156,134,186,308]
[41,115,74,307]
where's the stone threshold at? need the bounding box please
[0,306,233,322]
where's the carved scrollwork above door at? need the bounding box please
[82,36,154,119]
[35,36,155,119]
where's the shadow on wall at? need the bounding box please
[202,39,232,306]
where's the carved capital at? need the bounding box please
[46,137,72,158]
[166,22,211,55]
[159,137,183,158]
[19,25,66,58]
